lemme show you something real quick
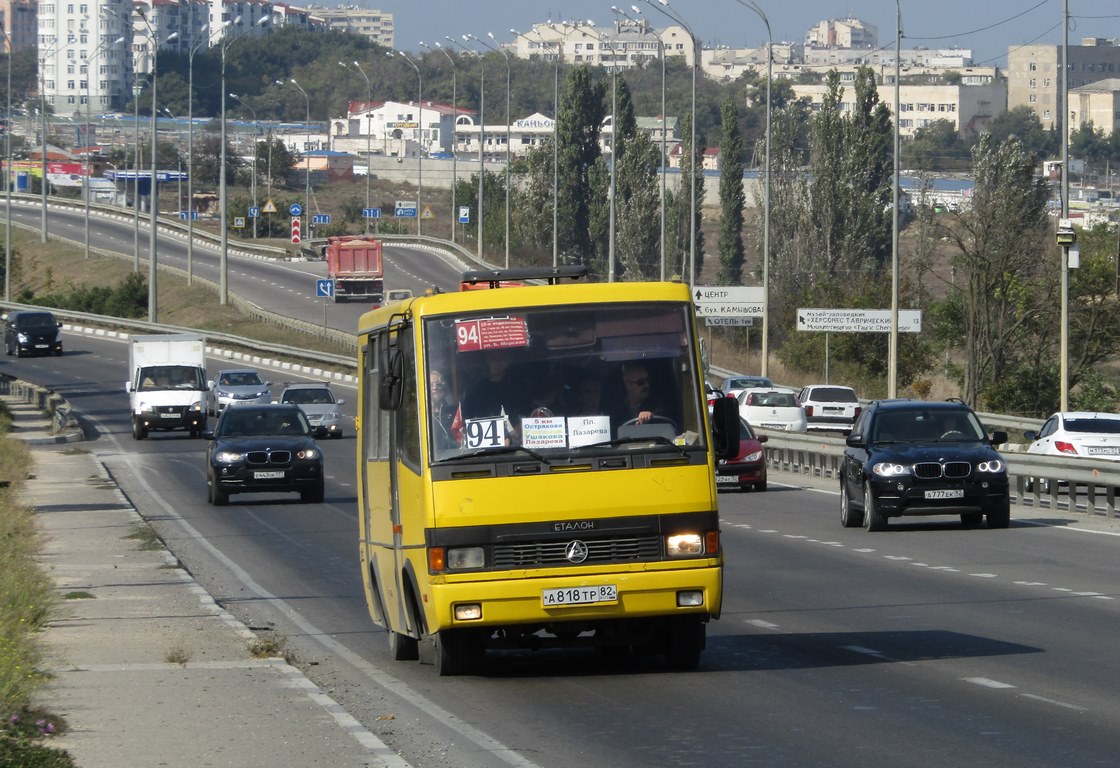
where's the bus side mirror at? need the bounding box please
[379,346,404,411]
[711,396,739,461]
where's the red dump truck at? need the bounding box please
[325,236,384,303]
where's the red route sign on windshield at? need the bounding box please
[455,317,529,351]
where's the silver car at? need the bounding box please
[207,369,272,416]
[279,382,346,439]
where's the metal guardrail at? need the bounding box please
[0,374,81,435]
[761,430,1119,518]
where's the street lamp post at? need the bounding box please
[630,4,667,279]
[731,0,772,376]
[39,34,80,243]
[387,52,422,237]
[449,37,484,263]
[185,31,209,286]
[421,43,456,243]
[144,20,178,323]
[643,0,698,286]
[279,77,311,236]
[83,36,125,260]
[578,20,618,280]
[229,94,258,238]
[3,28,10,300]
[132,78,140,271]
[469,34,510,267]
[340,60,373,233]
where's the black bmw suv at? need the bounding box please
[840,399,1010,531]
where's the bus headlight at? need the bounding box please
[446,546,484,570]
[666,533,704,557]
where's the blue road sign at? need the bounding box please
[178,211,199,220]
[362,208,382,219]
[458,205,470,224]
[316,278,334,298]
[248,206,260,218]
[289,203,303,217]
[312,213,331,225]
[395,206,417,218]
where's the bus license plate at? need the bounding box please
[924,489,964,499]
[542,585,617,607]
[254,470,285,480]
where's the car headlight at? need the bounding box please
[327,410,342,420]
[977,459,1005,473]
[16,332,27,342]
[297,448,319,460]
[445,546,484,570]
[256,390,269,398]
[743,449,764,462]
[872,462,909,477]
[666,533,704,557]
[190,402,204,412]
[213,450,242,463]
[216,389,231,398]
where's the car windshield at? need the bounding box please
[15,314,57,330]
[219,409,310,437]
[423,301,706,462]
[138,365,205,391]
[284,388,334,405]
[872,409,986,443]
[1063,418,1120,435]
[220,372,264,387]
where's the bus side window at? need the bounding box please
[397,331,422,468]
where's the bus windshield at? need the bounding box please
[424,302,706,462]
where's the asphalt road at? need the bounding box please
[9,331,1120,768]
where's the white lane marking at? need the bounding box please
[969,573,998,578]
[884,555,911,561]
[1015,581,1048,586]
[842,645,886,657]
[1020,693,1088,711]
[745,619,780,630]
[964,677,1016,689]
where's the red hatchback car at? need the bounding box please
[716,417,768,492]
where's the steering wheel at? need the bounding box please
[621,416,678,432]
[940,430,966,440]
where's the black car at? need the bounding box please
[840,399,1010,531]
[4,310,63,357]
[204,404,325,505]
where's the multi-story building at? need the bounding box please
[510,19,696,71]
[1007,38,1120,131]
[38,0,133,113]
[272,3,327,33]
[792,78,1006,139]
[132,0,208,74]
[309,4,391,47]
[805,18,877,50]
[1070,78,1120,137]
[0,0,37,52]
[208,0,272,44]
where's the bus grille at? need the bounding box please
[492,535,662,568]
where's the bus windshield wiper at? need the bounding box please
[436,445,552,464]
[575,436,688,458]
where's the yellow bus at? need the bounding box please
[355,267,739,675]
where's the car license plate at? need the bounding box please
[542,585,617,607]
[1088,446,1120,456]
[254,470,285,480]
[34,344,48,349]
[924,489,964,499]
[761,423,785,430]
[823,406,842,413]
[716,475,738,484]
[159,412,178,419]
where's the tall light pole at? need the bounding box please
[732,0,772,375]
[643,0,698,286]
[1060,0,1071,411]
[449,37,484,262]
[579,20,618,280]
[161,108,182,216]
[143,17,178,324]
[39,33,80,243]
[84,36,125,260]
[340,60,373,233]
[185,30,209,286]
[888,1,902,398]
[421,43,456,243]
[279,77,311,234]
[132,77,141,271]
[229,93,258,238]
[3,27,11,299]
[387,51,423,236]
[469,34,510,267]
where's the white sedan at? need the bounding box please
[737,388,807,433]
[1024,412,1120,460]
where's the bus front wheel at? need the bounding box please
[389,630,418,661]
[434,629,483,676]
[664,617,704,671]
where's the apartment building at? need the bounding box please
[510,19,696,71]
[805,18,877,50]
[0,0,36,52]
[38,0,133,113]
[792,79,1006,139]
[310,4,391,47]
[1070,78,1120,137]
[132,0,208,74]
[1007,38,1120,131]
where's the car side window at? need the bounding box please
[1039,417,1057,438]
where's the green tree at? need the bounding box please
[191,136,243,188]
[934,133,1051,408]
[717,97,745,285]
[614,130,662,280]
[672,111,706,283]
[906,119,971,172]
[984,105,1057,162]
[554,66,606,268]
[256,136,294,191]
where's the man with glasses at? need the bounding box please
[429,370,459,450]
[610,361,674,434]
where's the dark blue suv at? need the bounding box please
[840,399,1010,531]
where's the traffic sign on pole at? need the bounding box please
[458,206,470,224]
[316,279,334,298]
[289,203,303,217]
[248,206,260,218]
[362,208,382,219]
[291,216,301,244]
[692,286,766,317]
[796,308,922,333]
[312,213,331,225]
[394,200,418,217]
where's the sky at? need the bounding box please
[375,0,1119,70]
